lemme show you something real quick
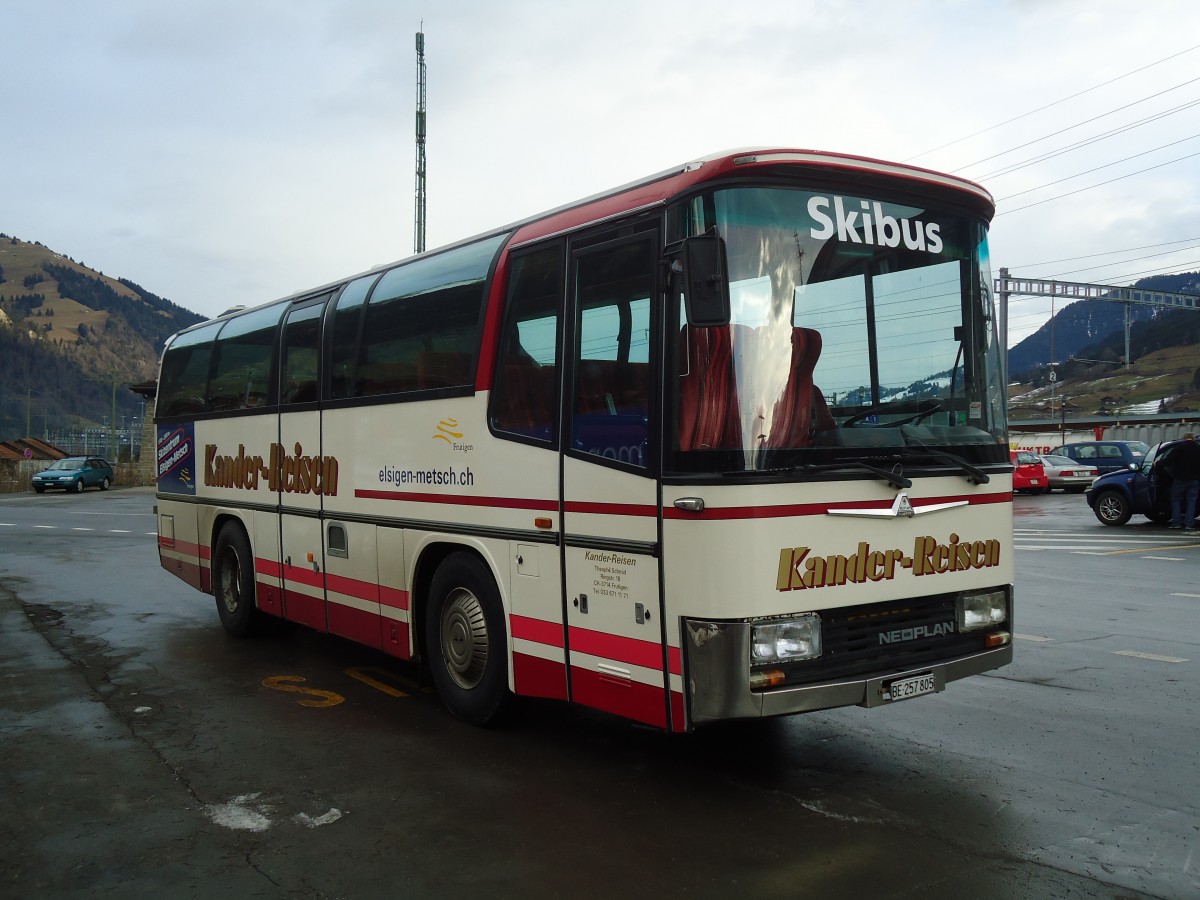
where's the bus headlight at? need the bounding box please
[957,590,1007,631]
[751,614,822,663]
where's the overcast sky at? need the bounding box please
[5,1,1199,346]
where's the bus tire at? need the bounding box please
[213,521,265,637]
[425,551,510,726]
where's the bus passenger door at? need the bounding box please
[278,298,331,633]
[561,232,673,729]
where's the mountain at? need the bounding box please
[0,235,204,441]
[1007,272,1200,379]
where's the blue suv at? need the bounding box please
[1085,440,1187,526]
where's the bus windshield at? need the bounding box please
[668,185,1006,473]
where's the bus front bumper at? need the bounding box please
[683,619,1013,725]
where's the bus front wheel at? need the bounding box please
[425,552,510,726]
[213,522,265,637]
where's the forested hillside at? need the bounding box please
[0,235,203,439]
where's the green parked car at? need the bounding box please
[32,457,115,493]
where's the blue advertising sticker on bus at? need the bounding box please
[157,422,196,495]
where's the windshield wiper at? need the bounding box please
[722,461,912,489]
[896,447,990,485]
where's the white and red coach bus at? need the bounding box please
[155,149,1013,731]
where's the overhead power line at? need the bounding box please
[995,135,1200,201]
[905,44,1200,163]
[954,76,1200,174]
[1010,237,1200,270]
[1053,257,1200,286]
[995,150,1200,215]
[1045,244,1200,280]
[977,98,1200,181]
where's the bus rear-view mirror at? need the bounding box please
[682,232,731,327]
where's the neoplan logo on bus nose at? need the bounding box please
[808,195,943,253]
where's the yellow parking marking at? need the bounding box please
[261,675,345,707]
[1112,650,1188,664]
[344,666,414,698]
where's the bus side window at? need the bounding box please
[206,304,286,411]
[157,321,222,417]
[489,244,563,442]
[355,235,505,399]
[281,299,327,405]
[328,275,377,401]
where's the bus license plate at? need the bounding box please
[888,673,936,702]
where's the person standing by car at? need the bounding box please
[1162,432,1200,531]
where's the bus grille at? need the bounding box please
[767,593,991,686]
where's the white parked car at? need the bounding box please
[1038,453,1098,494]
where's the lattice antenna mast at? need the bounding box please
[414,27,427,254]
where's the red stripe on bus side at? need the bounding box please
[380,584,409,611]
[258,557,405,612]
[570,667,667,729]
[520,619,679,675]
[513,653,569,701]
[160,536,205,558]
[663,491,1012,520]
[667,646,682,676]
[325,572,378,604]
[328,602,382,649]
[257,557,282,578]
[354,489,558,511]
[568,626,667,671]
[564,501,657,517]
[512,614,565,648]
[283,563,324,590]
[282,588,325,631]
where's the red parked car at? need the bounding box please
[1010,450,1047,493]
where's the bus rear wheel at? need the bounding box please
[213,522,265,637]
[425,551,509,726]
